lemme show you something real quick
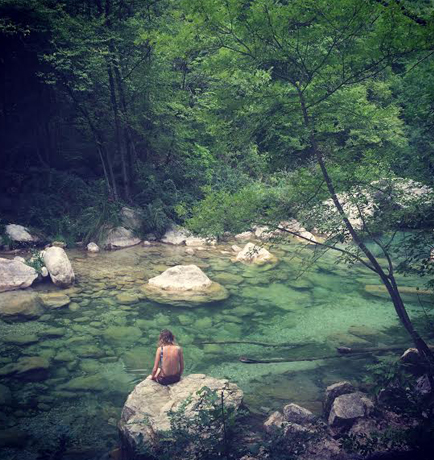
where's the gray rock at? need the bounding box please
[328,392,373,428]
[324,381,355,415]
[0,258,38,292]
[5,224,36,243]
[119,374,243,455]
[43,247,75,287]
[102,226,141,249]
[283,403,315,424]
[235,243,277,265]
[87,242,100,253]
[0,290,44,321]
[161,226,190,245]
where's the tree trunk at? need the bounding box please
[105,0,131,202]
[113,52,137,185]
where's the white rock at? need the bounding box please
[43,247,75,287]
[119,374,243,454]
[231,245,242,253]
[0,258,38,292]
[161,226,190,245]
[103,227,141,250]
[185,236,207,246]
[235,243,275,264]
[148,265,212,291]
[5,224,36,243]
[185,248,195,255]
[143,241,151,246]
[87,242,100,253]
[13,256,26,263]
[234,231,254,241]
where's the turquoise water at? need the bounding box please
[0,238,432,458]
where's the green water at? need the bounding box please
[0,238,432,458]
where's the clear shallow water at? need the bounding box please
[0,238,432,458]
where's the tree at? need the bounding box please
[180,0,434,366]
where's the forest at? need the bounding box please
[1,0,434,459]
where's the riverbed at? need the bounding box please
[0,237,431,458]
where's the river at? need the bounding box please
[0,237,431,458]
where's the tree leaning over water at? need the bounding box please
[180,0,434,367]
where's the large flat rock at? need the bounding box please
[119,374,243,456]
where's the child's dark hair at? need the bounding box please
[159,329,175,346]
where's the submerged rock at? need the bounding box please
[235,243,277,265]
[39,292,71,309]
[43,247,75,287]
[0,258,38,292]
[0,290,44,321]
[119,374,243,457]
[102,226,141,249]
[0,356,51,381]
[142,265,228,306]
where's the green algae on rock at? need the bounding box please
[38,292,71,309]
[0,290,44,322]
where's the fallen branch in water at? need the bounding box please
[337,344,434,354]
[199,340,310,348]
[239,354,358,364]
[239,343,434,364]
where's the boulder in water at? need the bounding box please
[87,242,100,253]
[142,265,228,306]
[43,247,75,287]
[0,258,38,292]
[118,374,243,457]
[0,290,44,322]
[102,226,141,249]
[235,243,277,265]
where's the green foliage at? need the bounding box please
[77,183,122,244]
[25,250,45,274]
[261,425,314,460]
